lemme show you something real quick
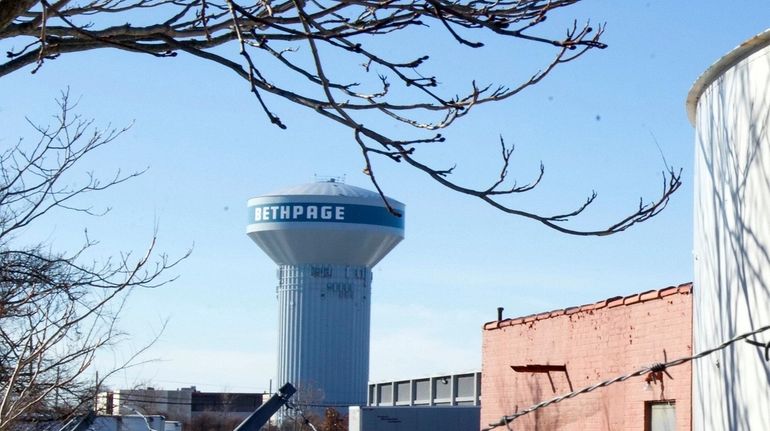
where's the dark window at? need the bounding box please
[434,377,451,399]
[395,382,410,403]
[378,384,392,405]
[456,375,475,398]
[414,380,430,404]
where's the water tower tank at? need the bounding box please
[246,180,405,409]
[687,29,770,430]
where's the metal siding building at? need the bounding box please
[349,406,480,431]
[368,372,481,407]
[247,181,405,410]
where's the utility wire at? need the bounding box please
[289,401,363,408]
[106,395,262,407]
[135,379,269,392]
[484,323,770,430]
[286,402,320,431]
[108,395,357,409]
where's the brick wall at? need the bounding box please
[481,284,692,431]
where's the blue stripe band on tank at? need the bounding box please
[247,202,404,228]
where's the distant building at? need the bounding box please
[350,406,480,431]
[97,388,194,423]
[13,414,180,431]
[367,371,481,407]
[97,387,262,424]
[10,420,66,431]
[355,372,481,431]
[52,414,175,431]
[481,283,692,431]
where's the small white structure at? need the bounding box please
[247,180,405,409]
[97,388,194,423]
[688,29,770,430]
[97,387,261,424]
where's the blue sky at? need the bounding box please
[1,1,769,393]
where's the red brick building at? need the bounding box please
[481,283,692,431]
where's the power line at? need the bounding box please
[107,394,361,409]
[107,394,264,407]
[285,402,319,431]
[139,378,269,392]
[289,401,361,408]
[484,323,770,431]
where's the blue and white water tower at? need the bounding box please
[246,180,405,408]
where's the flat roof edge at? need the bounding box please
[484,282,693,331]
[686,28,770,125]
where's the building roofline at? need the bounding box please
[483,282,692,331]
[368,370,481,385]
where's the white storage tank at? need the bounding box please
[246,180,405,412]
[687,29,770,430]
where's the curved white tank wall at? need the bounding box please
[246,181,404,412]
[688,29,770,430]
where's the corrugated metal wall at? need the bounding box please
[277,264,372,407]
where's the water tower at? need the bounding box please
[246,180,405,409]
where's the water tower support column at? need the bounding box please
[276,264,373,406]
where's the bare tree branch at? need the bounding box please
[0,93,189,429]
[0,1,681,235]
